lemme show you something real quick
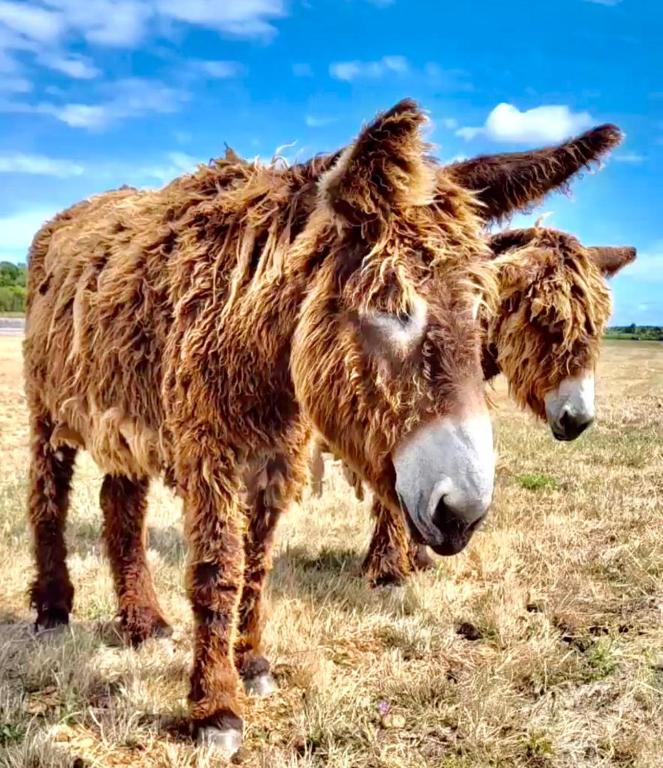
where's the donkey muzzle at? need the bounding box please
[393,414,495,555]
[545,375,595,441]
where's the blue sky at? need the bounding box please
[0,0,660,324]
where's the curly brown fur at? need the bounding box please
[100,474,172,645]
[486,227,613,418]
[24,100,505,740]
[323,228,633,586]
[27,414,77,631]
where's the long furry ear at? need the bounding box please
[488,228,539,257]
[487,229,551,292]
[586,246,636,277]
[447,124,623,222]
[320,99,433,226]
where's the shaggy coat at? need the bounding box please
[23,99,624,749]
[312,227,636,585]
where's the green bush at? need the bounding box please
[0,285,26,312]
[0,261,27,312]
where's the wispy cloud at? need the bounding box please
[0,152,84,176]
[330,55,409,81]
[614,152,645,164]
[0,77,189,129]
[38,52,100,79]
[188,60,245,79]
[0,74,31,93]
[457,103,594,144]
[305,114,337,128]
[0,2,64,44]
[154,0,287,40]
[0,0,286,93]
[425,63,473,92]
[584,0,622,6]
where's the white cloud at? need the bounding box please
[38,52,100,79]
[305,114,336,128]
[0,0,285,91]
[0,2,64,44]
[41,1,154,47]
[330,55,409,81]
[0,152,84,176]
[0,77,188,129]
[457,103,594,144]
[193,60,244,78]
[614,152,644,164]
[584,0,622,6]
[155,0,286,40]
[0,75,31,93]
[440,117,458,130]
[44,102,108,128]
[425,63,473,92]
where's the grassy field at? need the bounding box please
[0,336,661,767]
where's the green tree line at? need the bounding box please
[604,324,663,341]
[0,262,27,313]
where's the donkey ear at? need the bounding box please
[447,124,623,222]
[488,230,551,291]
[586,246,636,277]
[321,99,433,226]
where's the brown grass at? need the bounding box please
[0,336,661,767]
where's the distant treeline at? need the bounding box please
[604,325,663,341]
[0,262,27,313]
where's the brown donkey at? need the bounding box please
[23,100,622,755]
[312,227,635,584]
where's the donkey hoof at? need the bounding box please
[123,614,173,646]
[243,672,278,697]
[35,611,69,636]
[149,621,173,641]
[197,725,243,757]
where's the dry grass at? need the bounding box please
[0,335,661,768]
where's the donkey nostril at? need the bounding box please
[432,495,451,530]
[559,410,594,439]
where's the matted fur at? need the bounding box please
[24,100,499,741]
[311,227,635,585]
[484,227,613,418]
[23,99,628,746]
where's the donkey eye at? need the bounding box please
[395,309,411,325]
[358,295,428,355]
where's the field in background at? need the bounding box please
[0,336,661,768]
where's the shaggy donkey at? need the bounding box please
[24,100,622,755]
[311,227,636,584]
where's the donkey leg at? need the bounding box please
[182,470,246,755]
[362,499,419,587]
[235,490,283,697]
[407,539,435,573]
[28,414,78,632]
[100,474,171,645]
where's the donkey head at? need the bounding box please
[484,228,635,440]
[292,101,628,555]
[292,100,495,556]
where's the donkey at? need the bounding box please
[23,100,623,755]
[311,227,636,584]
